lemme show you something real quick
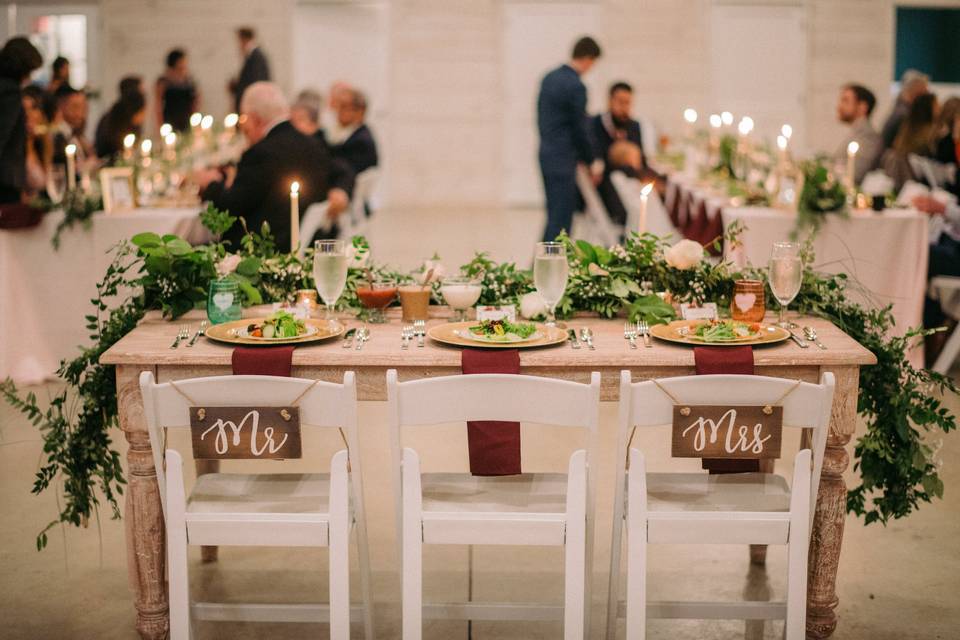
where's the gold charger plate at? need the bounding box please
[650,320,791,347]
[427,321,568,349]
[204,318,345,346]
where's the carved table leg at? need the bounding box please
[807,366,859,639]
[118,365,169,640]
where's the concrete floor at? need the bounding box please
[2,207,959,639]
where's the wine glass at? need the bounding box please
[768,241,802,327]
[312,239,349,330]
[440,276,482,322]
[46,165,67,204]
[533,242,569,326]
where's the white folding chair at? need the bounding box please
[575,164,623,247]
[610,171,677,240]
[140,372,374,640]
[931,275,960,374]
[606,372,835,640]
[387,369,601,640]
[298,200,331,259]
[339,168,380,241]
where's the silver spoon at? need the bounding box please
[803,326,827,349]
[579,327,595,350]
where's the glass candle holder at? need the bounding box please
[206,278,242,325]
[730,279,765,322]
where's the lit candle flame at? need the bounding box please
[781,124,793,139]
[65,143,76,156]
[159,123,172,138]
[847,140,859,156]
[224,113,239,128]
[140,139,152,155]
[709,114,722,128]
[165,133,177,147]
[200,115,213,130]
[290,181,300,195]
[189,112,202,127]
[777,135,787,151]
[683,108,698,124]
[737,117,754,135]
[123,133,136,149]
[721,111,733,126]
[640,182,654,197]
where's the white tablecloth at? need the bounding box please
[0,207,200,385]
[722,207,929,365]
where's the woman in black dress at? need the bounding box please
[0,37,42,204]
[154,48,199,133]
[94,88,146,162]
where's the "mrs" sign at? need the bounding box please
[190,406,302,460]
[671,405,783,459]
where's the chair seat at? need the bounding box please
[419,473,569,545]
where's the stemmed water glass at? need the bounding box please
[312,239,349,330]
[768,241,803,327]
[534,241,569,327]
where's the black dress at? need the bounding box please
[159,76,197,132]
[0,77,27,203]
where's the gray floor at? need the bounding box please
[2,207,959,638]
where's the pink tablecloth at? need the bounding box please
[0,207,200,385]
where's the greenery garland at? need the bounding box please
[1,209,955,549]
[31,189,105,250]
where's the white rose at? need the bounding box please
[420,260,446,285]
[664,239,704,270]
[216,254,242,276]
[519,291,547,319]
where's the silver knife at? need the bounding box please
[787,329,809,348]
[342,328,357,349]
[567,329,581,349]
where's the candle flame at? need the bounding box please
[165,133,177,146]
[777,135,787,151]
[709,113,722,128]
[290,181,300,195]
[847,140,859,155]
[65,143,77,155]
[683,108,698,124]
[159,123,172,137]
[123,133,135,148]
[781,124,793,139]
[224,113,239,128]
[737,117,753,135]
[189,112,202,127]
[721,111,733,126]
[641,182,654,196]
[200,115,214,130]
[140,139,152,154]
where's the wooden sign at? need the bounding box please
[190,406,302,460]
[671,405,782,459]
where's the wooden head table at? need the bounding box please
[100,308,875,640]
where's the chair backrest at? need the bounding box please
[350,168,380,222]
[615,372,835,524]
[610,171,677,240]
[297,200,332,259]
[575,165,622,246]
[139,372,362,516]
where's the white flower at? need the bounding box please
[519,291,547,319]
[664,239,704,270]
[419,259,446,285]
[588,263,609,277]
[216,254,242,276]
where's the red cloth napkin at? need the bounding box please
[231,346,295,377]
[694,345,758,473]
[462,348,522,476]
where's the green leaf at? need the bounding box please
[574,239,597,264]
[144,255,172,275]
[236,256,261,277]
[922,474,944,499]
[594,245,613,266]
[165,238,193,256]
[628,294,676,325]
[131,232,162,248]
[609,278,631,298]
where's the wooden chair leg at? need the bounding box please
[563,450,587,640]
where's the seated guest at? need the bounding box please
[0,37,42,204]
[95,79,146,161]
[51,88,94,166]
[598,140,643,225]
[193,81,353,249]
[934,96,960,168]
[881,69,929,150]
[155,48,199,133]
[323,81,352,143]
[289,88,324,140]
[834,83,883,184]
[912,194,960,364]
[881,93,939,190]
[22,85,51,198]
[330,88,378,175]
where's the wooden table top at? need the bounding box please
[100,307,876,368]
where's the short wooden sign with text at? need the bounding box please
[190,406,302,460]
[671,405,783,459]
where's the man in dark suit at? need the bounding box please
[330,88,378,175]
[591,81,647,226]
[537,36,601,242]
[230,27,271,114]
[194,82,353,250]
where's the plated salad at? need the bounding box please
[245,310,307,339]
[689,319,762,342]
[467,319,538,342]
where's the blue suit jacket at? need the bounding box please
[537,64,594,176]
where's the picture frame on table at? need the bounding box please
[99,167,137,213]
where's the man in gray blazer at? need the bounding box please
[230,27,271,113]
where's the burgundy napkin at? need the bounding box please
[685,198,708,244]
[462,348,522,476]
[694,345,759,473]
[231,346,295,377]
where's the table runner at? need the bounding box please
[231,346,295,376]
[462,348,522,476]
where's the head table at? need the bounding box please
[101,306,874,640]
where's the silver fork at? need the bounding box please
[169,324,190,349]
[637,320,653,348]
[354,327,370,351]
[186,320,207,347]
[414,319,426,348]
[624,322,638,349]
[401,325,414,350]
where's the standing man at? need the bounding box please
[229,27,271,114]
[537,36,601,242]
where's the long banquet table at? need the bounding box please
[101,308,875,640]
[0,206,200,384]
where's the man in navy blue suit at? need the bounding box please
[537,36,601,242]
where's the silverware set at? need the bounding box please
[169,324,190,349]
[579,327,595,350]
[186,321,207,348]
[803,326,827,349]
[354,327,370,351]
[401,325,415,349]
[342,328,357,348]
[623,321,652,349]
[567,329,581,349]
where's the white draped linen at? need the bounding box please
[722,207,929,365]
[0,207,200,385]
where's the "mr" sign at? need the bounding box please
[190,406,302,460]
[671,405,783,459]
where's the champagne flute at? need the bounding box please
[312,239,349,330]
[534,241,569,326]
[768,241,802,327]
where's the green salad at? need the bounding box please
[468,319,537,342]
[690,319,761,342]
[247,310,307,339]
